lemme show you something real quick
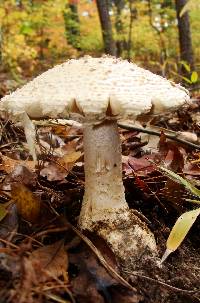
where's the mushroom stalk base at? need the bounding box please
[79,120,157,264]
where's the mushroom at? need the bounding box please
[0,56,190,265]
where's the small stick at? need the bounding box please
[118,122,200,150]
[123,269,199,295]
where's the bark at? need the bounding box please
[113,0,125,56]
[96,0,116,56]
[147,0,168,76]
[175,0,195,73]
[0,26,3,64]
[127,0,135,61]
[63,1,81,50]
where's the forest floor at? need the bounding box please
[0,78,199,303]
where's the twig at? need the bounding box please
[33,119,82,128]
[33,226,70,239]
[123,270,200,295]
[33,118,200,150]
[0,141,19,149]
[118,122,200,150]
[0,238,19,249]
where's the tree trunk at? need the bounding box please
[113,0,125,56]
[175,0,195,73]
[96,0,116,56]
[0,27,3,65]
[127,0,135,61]
[63,0,81,50]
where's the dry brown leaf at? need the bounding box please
[122,155,156,177]
[2,165,37,191]
[183,162,200,176]
[177,131,198,143]
[11,183,41,223]
[160,179,185,211]
[30,240,68,282]
[51,125,72,138]
[70,248,116,303]
[40,151,82,181]
[0,155,35,174]
[40,163,68,181]
[0,203,18,239]
[60,151,82,171]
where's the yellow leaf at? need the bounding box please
[59,151,82,171]
[161,208,200,263]
[11,183,41,223]
[62,151,82,164]
[45,294,71,303]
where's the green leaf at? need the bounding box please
[191,71,198,83]
[180,61,191,73]
[0,204,8,222]
[161,208,200,262]
[182,76,192,84]
[20,22,34,35]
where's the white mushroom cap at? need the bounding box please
[0,56,190,123]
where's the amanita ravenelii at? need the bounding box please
[0,56,190,264]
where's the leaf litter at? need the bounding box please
[0,99,199,303]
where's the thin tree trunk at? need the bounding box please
[147,0,168,76]
[127,0,134,61]
[175,0,195,73]
[113,0,125,56]
[96,0,116,56]
[0,24,3,64]
[63,0,81,50]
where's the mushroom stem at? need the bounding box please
[79,120,158,265]
[79,120,129,230]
